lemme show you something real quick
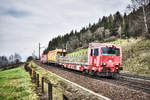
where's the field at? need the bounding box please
[0,66,38,100]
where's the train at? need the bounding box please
[41,43,123,78]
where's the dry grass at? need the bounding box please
[122,37,150,76]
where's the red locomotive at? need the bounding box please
[87,43,122,77]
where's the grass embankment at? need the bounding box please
[28,61,63,100]
[122,38,150,76]
[0,66,38,100]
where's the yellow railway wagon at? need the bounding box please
[48,49,67,63]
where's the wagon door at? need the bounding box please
[92,48,99,66]
[88,48,93,66]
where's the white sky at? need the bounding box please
[0,0,130,61]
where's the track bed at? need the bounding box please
[36,61,150,100]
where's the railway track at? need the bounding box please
[120,76,150,93]
[121,73,150,80]
[102,77,150,94]
[35,61,150,100]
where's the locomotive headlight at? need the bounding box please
[108,60,112,63]
[116,63,119,66]
[102,63,106,66]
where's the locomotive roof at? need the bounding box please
[48,49,67,53]
[89,43,121,47]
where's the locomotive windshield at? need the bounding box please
[101,48,120,56]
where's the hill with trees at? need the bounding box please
[43,1,150,54]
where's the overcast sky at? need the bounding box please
[0,0,130,61]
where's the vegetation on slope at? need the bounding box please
[0,66,38,100]
[68,49,88,56]
[122,38,150,76]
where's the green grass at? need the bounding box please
[0,66,38,100]
[107,38,128,45]
[68,49,88,56]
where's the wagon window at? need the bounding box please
[62,52,66,56]
[57,52,61,56]
[58,52,66,56]
[90,49,93,56]
[94,48,99,56]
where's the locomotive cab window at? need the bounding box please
[90,49,93,56]
[94,48,99,56]
[101,48,120,56]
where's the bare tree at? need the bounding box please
[14,53,22,63]
[0,56,8,66]
[9,55,14,64]
[127,0,150,37]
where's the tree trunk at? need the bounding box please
[142,6,149,38]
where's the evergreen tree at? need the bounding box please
[111,11,123,36]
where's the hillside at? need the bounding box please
[122,38,150,76]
